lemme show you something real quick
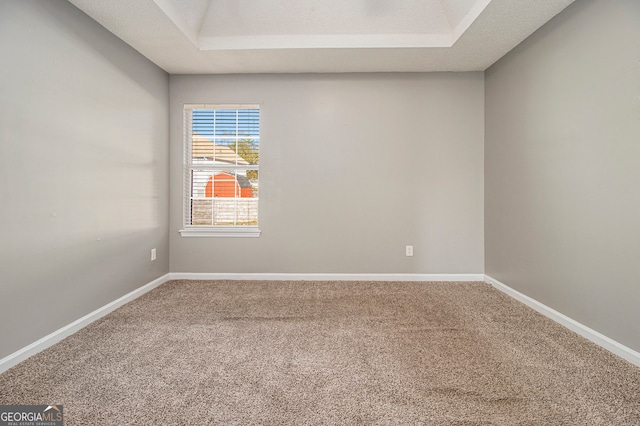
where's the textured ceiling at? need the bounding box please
[68,0,576,74]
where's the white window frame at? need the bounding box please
[180,104,261,238]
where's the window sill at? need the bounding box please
[179,227,261,238]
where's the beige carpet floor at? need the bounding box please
[1,280,639,425]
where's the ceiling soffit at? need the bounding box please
[154,0,492,50]
[67,0,577,73]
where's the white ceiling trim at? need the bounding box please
[198,33,455,51]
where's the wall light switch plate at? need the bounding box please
[151,248,157,261]
[406,245,413,257]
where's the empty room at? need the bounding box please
[1,0,639,424]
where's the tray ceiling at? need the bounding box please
[68,0,576,73]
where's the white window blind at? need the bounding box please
[181,104,260,237]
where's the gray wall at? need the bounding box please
[0,1,170,358]
[170,73,484,274]
[485,0,640,352]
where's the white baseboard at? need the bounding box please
[485,275,640,368]
[7,272,636,375]
[0,273,172,374]
[1,272,478,374]
[169,272,486,282]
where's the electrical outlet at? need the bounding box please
[151,248,157,261]
[405,245,413,257]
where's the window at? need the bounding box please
[180,104,260,237]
